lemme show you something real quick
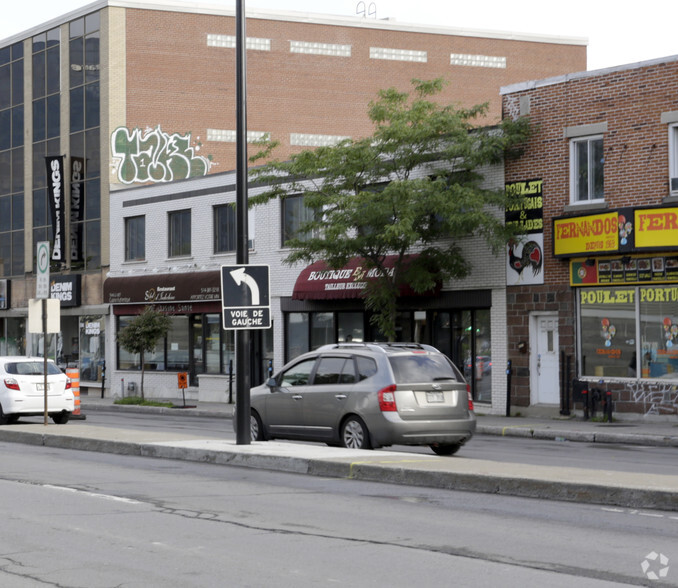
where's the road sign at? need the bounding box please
[220,264,271,329]
[177,372,188,389]
[36,241,50,299]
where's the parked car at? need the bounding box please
[0,357,74,424]
[237,342,476,456]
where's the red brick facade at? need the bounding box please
[124,8,586,171]
[503,57,678,413]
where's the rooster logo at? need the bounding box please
[508,239,543,280]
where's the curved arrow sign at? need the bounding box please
[230,267,260,305]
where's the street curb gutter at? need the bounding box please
[2,429,677,512]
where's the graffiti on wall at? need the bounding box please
[111,126,212,185]
[628,379,678,416]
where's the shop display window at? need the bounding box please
[579,286,678,380]
[639,288,678,379]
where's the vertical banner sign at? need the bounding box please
[70,157,85,262]
[45,156,65,263]
[505,179,545,286]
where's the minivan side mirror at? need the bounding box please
[266,377,277,388]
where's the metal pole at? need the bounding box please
[235,0,251,444]
[43,298,48,426]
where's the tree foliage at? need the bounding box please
[117,307,172,400]
[250,78,530,340]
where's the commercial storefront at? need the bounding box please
[103,271,273,398]
[556,205,678,414]
[284,257,495,403]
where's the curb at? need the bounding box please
[478,425,678,447]
[2,427,678,511]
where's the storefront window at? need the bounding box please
[580,288,637,378]
[311,312,334,350]
[79,315,105,381]
[166,316,189,370]
[286,313,309,361]
[204,314,222,373]
[338,312,363,342]
[639,287,678,379]
[474,309,492,403]
[3,317,25,355]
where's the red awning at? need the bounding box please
[292,255,432,300]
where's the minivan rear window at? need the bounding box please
[4,361,62,376]
[388,354,462,384]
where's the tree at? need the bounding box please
[117,307,172,400]
[250,78,530,340]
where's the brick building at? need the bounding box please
[503,56,678,416]
[0,0,585,395]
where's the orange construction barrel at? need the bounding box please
[66,368,81,416]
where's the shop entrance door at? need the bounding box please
[530,313,559,404]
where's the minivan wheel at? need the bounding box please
[429,443,461,456]
[250,410,265,441]
[341,416,371,449]
[0,405,10,425]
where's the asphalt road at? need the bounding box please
[0,441,674,587]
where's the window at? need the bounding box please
[69,13,101,271]
[670,124,678,195]
[579,286,678,380]
[125,216,145,261]
[282,195,318,246]
[279,358,316,387]
[214,204,255,252]
[168,210,191,257]
[570,136,604,203]
[214,204,236,253]
[313,357,356,385]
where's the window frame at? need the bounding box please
[669,123,678,196]
[124,215,145,261]
[281,194,319,246]
[569,135,604,204]
[168,209,191,258]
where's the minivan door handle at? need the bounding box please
[335,394,347,400]
[292,395,303,401]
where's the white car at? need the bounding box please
[0,357,74,424]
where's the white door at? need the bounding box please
[530,313,560,404]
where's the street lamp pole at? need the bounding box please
[235,0,251,444]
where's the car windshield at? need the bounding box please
[4,361,62,376]
[388,354,463,384]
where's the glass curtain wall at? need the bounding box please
[69,12,101,270]
[0,42,24,277]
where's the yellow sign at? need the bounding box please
[554,212,618,256]
[635,208,678,248]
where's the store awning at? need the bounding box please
[103,271,221,305]
[292,255,436,300]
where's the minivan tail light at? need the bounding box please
[378,385,397,412]
[467,384,474,412]
[65,380,72,390]
[4,378,20,391]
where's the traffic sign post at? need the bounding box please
[220,265,271,330]
[35,241,51,425]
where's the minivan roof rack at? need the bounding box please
[317,342,439,353]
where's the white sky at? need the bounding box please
[1,0,676,72]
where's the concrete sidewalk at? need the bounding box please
[0,394,674,511]
[80,394,678,448]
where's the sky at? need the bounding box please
[1,0,676,72]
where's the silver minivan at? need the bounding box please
[243,343,476,455]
